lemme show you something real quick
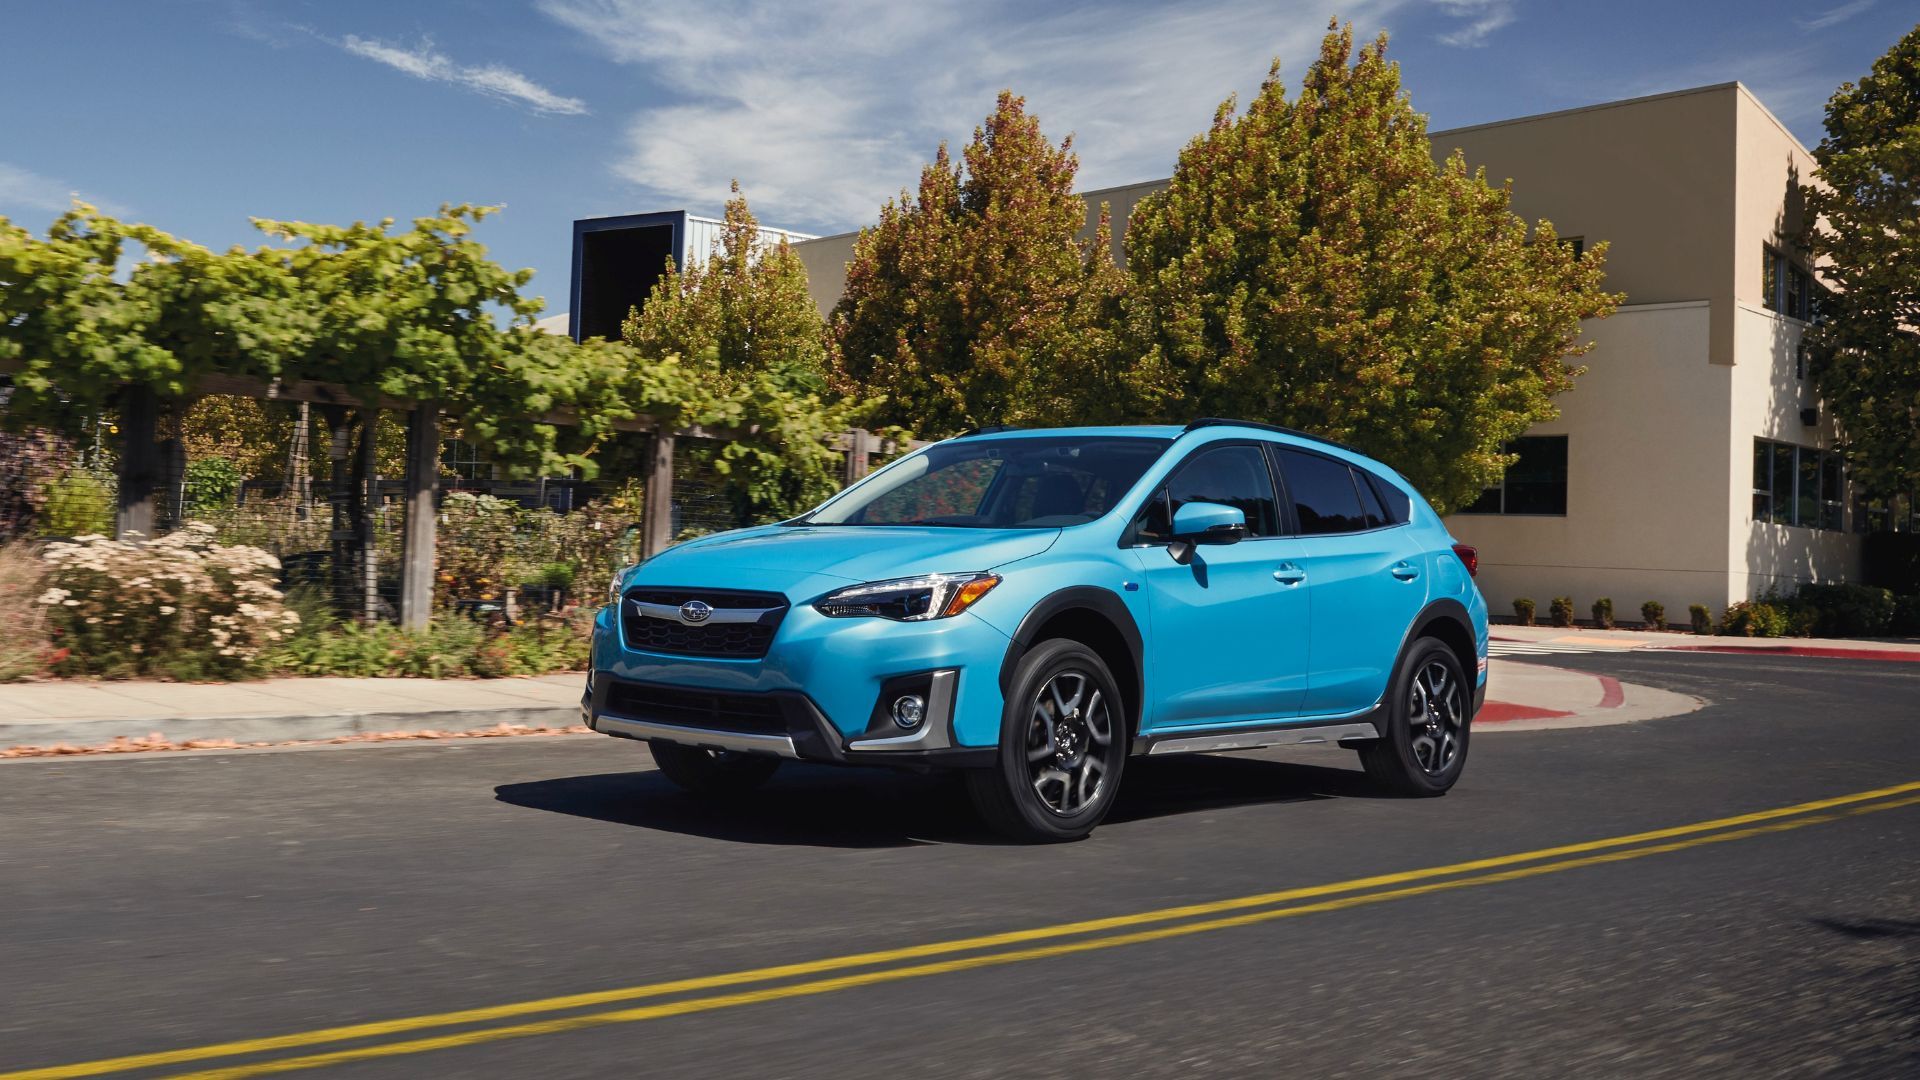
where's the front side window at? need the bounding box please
[1276,448,1367,534]
[1460,436,1568,516]
[801,435,1170,529]
[1135,443,1281,542]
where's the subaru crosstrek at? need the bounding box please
[586,419,1488,841]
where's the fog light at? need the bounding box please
[891,694,926,729]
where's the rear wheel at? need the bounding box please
[648,741,781,796]
[1357,637,1471,796]
[967,639,1128,842]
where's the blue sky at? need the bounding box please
[3,0,1911,319]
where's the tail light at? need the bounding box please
[1451,544,1478,577]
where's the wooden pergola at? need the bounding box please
[93,374,911,630]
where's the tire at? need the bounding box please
[1358,637,1471,797]
[648,740,782,796]
[967,639,1129,842]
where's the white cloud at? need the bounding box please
[538,0,1428,233]
[1798,1,1874,31]
[1433,1,1516,47]
[338,35,588,115]
[0,162,120,217]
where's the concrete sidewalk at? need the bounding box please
[1478,658,1700,731]
[0,674,584,748]
[1491,623,1920,660]
[1,655,1699,751]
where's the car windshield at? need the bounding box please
[796,435,1172,529]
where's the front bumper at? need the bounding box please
[589,590,1015,754]
[582,670,995,769]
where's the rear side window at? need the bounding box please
[1135,444,1282,541]
[1354,469,1391,529]
[1276,448,1366,534]
[1365,471,1413,524]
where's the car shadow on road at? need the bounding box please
[494,752,1381,848]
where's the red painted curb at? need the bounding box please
[1477,701,1574,724]
[1661,645,1920,663]
[1597,676,1624,709]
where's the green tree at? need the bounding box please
[1801,24,1920,498]
[1118,25,1618,511]
[828,92,1119,433]
[622,181,827,395]
[0,203,652,478]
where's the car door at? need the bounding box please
[1133,442,1310,731]
[1272,447,1430,718]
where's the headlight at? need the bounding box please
[815,572,1001,621]
[607,567,630,607]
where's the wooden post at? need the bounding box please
[844,427,873,486]
[356,409,381,624]
[398,403,440,632]
[115,387,159,540]
[284,401,312,514]
[322,406,353,614]
[642,431,675,559]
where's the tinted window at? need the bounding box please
[805,436,1169,529]
[1277,449,1366,534]
[1366,471,1413,524]
[1353,468,1390,529]
[1135,444,1280,541]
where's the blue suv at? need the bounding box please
[587,420,1487,841]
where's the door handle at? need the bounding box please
[1273,564,1306,585]
[1390,562,1420,581]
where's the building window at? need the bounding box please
[1460,436,1568,516]
[1753,438,1842,530]
[1762,245,1816,320]
[1561,236,1584,260]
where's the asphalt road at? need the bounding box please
[3,650,1917,1079]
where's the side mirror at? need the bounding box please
[1172,501,1247,546]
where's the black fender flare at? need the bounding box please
[999,586,1146,734]
[1400,596,1483,714]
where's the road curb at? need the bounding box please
[0,704,583,750]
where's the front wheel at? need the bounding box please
[648,741,782,796]
[1357,638,1471,796]
[967,639,1128,842]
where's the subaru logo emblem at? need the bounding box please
[679,600,713,624]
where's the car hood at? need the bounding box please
[630,524,1061,595]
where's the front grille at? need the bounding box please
[603,680,789,736]
[620,587,789,659]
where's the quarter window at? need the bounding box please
[1276,448,1367,534]
[1461,436,1568,516]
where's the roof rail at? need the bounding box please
[955,424,1021,437]
[1182,417,1361,453]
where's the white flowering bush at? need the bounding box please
[39,524,299,679]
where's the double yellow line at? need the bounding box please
[12,779,1920,1080]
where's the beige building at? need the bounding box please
[790,82,1850,617]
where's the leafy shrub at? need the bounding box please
[1549,596,1575,628]
[182,457,244,513]
[1591,597,1614,630]
[1890,594,1920,637]
[1512,598,1535,626]
[0,542,52,680]
[38,524,299,679]
[267,609,589,679]
[1688,604,1713,635]
[1788,582,1895,638]
[1640,601,1665,630]
[42,469,114,538]
[1720,601,1788,638]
